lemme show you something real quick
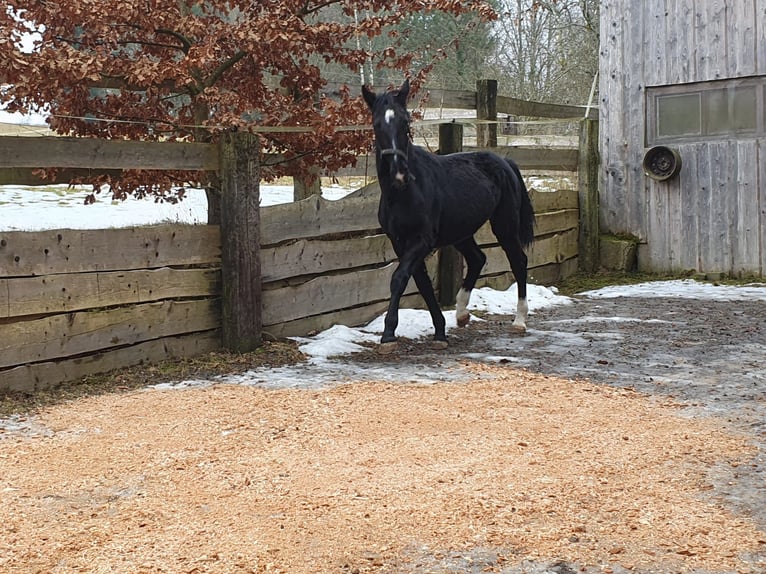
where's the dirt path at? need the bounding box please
[1,290,765,573]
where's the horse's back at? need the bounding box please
[418,148,534,247]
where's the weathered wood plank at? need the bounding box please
[733,141,760,273]
[0,332,221,394]
[677,142,701,270]
[1,149,578,187]
[1,267,219,319]
[260,194,380,246]
[729,1,757,77]
[698,141,734,272]
[760,139,766,275]
[696,0,727,81]
[474,209,578,246]
[0,299,220,368]
[758,1,766,76]
[531,188,579,212]
[481,229,579,275]
[0,225,220,277]
[753,140,766,277]
[0,167,125,186]
[263,257,439,327]
[467,146,579,171]
[669,0,697,83]
[478,257,579,291]
[496,96,597,121]
[578,119,600,272]
[418,88,476,110]
[0,136,219,171]
[264,293,425,340]
[262,234,396,283]
[644,0,666,87]
[219,131,262,352]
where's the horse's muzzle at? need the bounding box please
[380,148,409,186]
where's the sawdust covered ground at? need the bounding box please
[1,364,764,573]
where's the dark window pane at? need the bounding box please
[657,93,701,138]
[705,88,728,134]
[732,86,757,132]
[706,86,757,135]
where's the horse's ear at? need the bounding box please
[396,79,410,107]
[362,85,377,110]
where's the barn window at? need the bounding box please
[656,93,701,138]
[647,76,765,144]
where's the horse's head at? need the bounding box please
[362,79,412,187]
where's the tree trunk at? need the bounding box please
[293,167,321,201]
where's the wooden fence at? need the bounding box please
[0,85,593,393]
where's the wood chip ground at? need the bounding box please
[1,364,764,573]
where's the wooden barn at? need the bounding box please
[599,1,766,276]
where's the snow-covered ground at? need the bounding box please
[146,278,766,392]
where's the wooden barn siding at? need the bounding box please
[0,178,578,393]
[600,0,766,275]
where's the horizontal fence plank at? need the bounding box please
[263,257,438,327]
[0,136,219,171]
[417,88,477,110]
[530,188,579,212]
[1,267,219,319]
[1,299,220,368]
[0,331,220,394]
[474,209,578,245]
[264,292,425,339]
[470,146,579,171]
[0,147,577,185]
[262,233,395,283]
[260,193,380,246]
[0,225,220,277]
[0,167,125,186]
[482,229,580,275]
[496,95,597,120]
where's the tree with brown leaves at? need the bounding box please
[0,0,496,221]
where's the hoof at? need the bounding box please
[456,313,470,327]
[509,323,527,334]
[430,340,449,350]
[377,341,398,355]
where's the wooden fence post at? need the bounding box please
[578,118,600,272]
[437,122,464,307]
[476,79,498,148]
[219,131,263,352]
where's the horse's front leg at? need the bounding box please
[380,242,431,352]
[381,260,415,344]
[411,262,447,347]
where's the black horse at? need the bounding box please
[362,79,535,352]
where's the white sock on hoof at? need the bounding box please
[456,287,471,326]
[511,297,529,332]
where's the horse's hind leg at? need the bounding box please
[499,237,529,332]
[453,238,487,327]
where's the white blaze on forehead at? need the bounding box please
[384,108,395,124]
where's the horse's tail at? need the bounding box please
[506,158,535,248]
